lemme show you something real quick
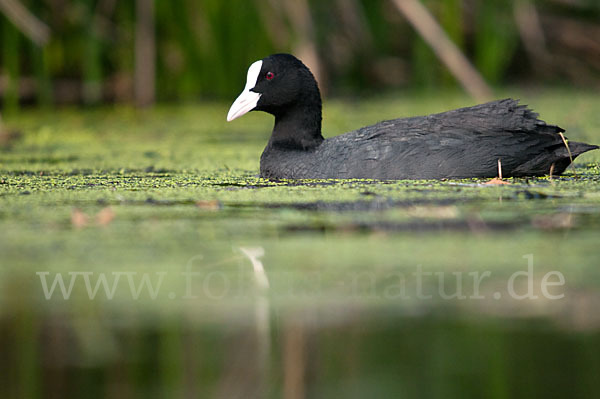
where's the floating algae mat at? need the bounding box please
[1,91,600,397]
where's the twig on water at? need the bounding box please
[498,158,503,179]
[558,132,576,176]
[484,158,510,185]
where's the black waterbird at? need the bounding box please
[227,54,598,180]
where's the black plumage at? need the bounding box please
[228,54,597,180]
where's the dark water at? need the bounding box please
[2,306,599,399]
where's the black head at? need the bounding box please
[227,54,324,150]
[227,53,322,122]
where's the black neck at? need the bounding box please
[268,99,324,151]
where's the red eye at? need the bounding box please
[266,72,274,80]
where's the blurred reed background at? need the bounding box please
[0,0,600,112]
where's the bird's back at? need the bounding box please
[304,99,596,179]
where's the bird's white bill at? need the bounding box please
[227,60,263,122]
[227,90,261,122]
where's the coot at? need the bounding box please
[227,53,597,180]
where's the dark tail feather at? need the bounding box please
[568,141,599,157]
[553,141,598,175]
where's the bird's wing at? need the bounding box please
[321,99,569,178]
